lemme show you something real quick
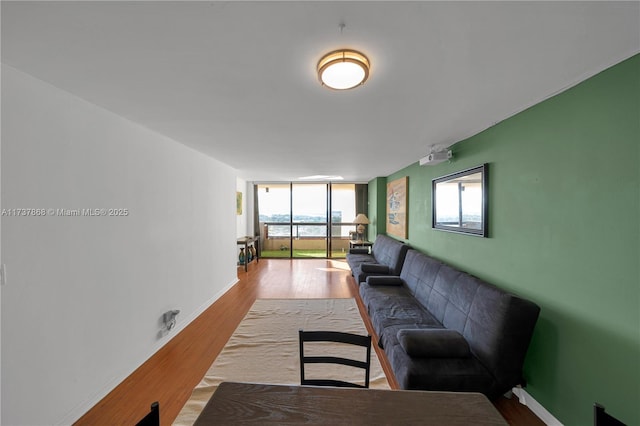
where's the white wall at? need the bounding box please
[0,40,3,424]
[1,65,239,425]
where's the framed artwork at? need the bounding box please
[386,176,408,239]
[236,191,243,215]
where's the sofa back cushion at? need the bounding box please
[371,234,409,275]
[400,250,442,301]
[463,285,540,386]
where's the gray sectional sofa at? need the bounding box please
[345,234,409,284]
[359,249,540,398]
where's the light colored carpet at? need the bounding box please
[173,298,390,425]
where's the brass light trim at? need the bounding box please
[317,49,370,90]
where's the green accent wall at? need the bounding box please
[371,54,639,425]
[367,177,387,241]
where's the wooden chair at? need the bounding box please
[594,403,625,426]
[299,330,372,388]
[135,401,159,426]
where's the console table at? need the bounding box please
[193,382,507,425]
[236,236,259,272]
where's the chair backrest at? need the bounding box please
[594,403,626,426]
[135,401,160,426]
[299,330,372,388]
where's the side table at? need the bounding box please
[349,240,373,249]
[237,236,260,272]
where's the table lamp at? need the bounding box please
[353,214,370,241]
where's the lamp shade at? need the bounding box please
[353,214,369,224]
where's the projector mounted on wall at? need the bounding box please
[419,149,453,166]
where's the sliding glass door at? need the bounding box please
[329,183,358,257]
[256,183,366,259]
[292,183,327,258]
[257,184,291,258]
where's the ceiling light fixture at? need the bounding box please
[317,49,370,90]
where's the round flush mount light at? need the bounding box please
[317,49,370,90]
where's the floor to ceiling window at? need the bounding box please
[291,183,328,258]
[256,183,367,258]
[329,183,359,257]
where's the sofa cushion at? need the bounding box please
[360,282,442,342]
[397,329,471,358]
[425,263,463,323]
[360,281,410,309]
[383,326,495,392]
[346,253,375,271]
[360,263,390,274]
[399,250,443,298]
[366,276,403,286]
[369,301,439,334]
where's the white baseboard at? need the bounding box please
[512,386,564,426]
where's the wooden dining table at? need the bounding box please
[193,381,508,425]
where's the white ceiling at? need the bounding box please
[2,1,639,182]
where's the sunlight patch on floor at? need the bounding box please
[317,260,350,272]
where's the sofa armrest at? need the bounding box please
[397,329,471,358]
[366,276,403,286]
[360,263,390,274]
[348,247,370,255]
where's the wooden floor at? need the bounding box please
[74,259,544,426]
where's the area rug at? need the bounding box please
[173,298,390,425]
